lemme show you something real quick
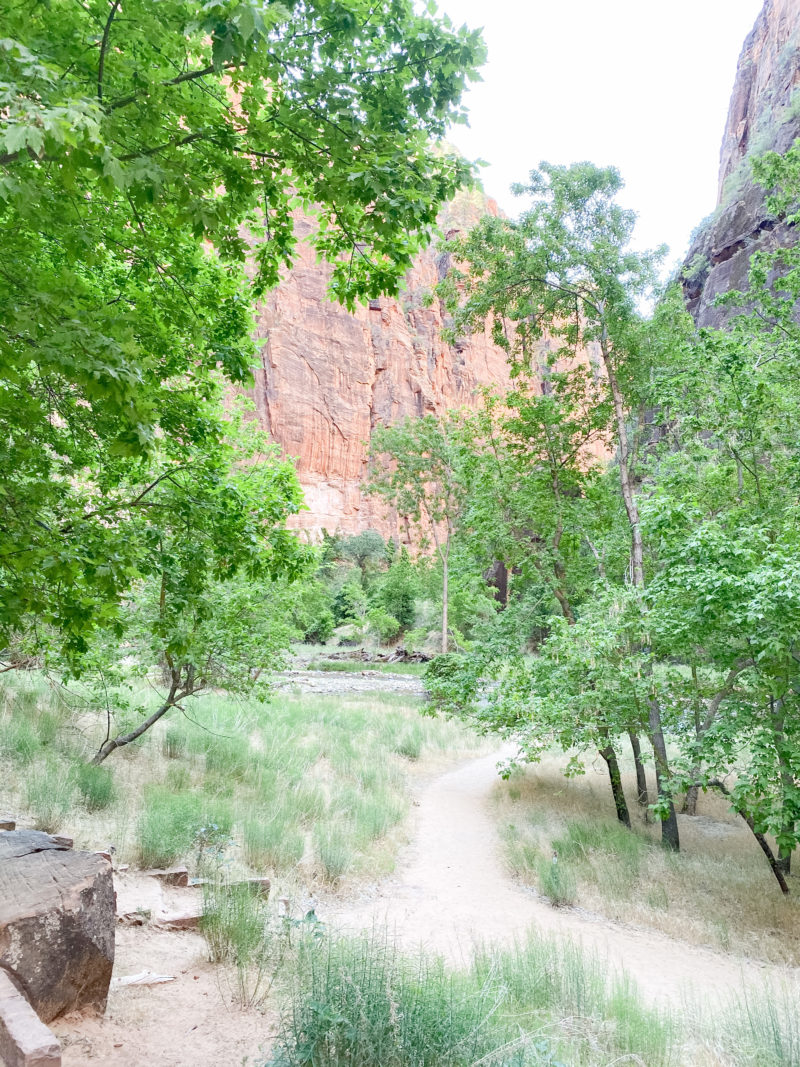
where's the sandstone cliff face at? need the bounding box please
[251,201,514,538]
[683,0,800,326]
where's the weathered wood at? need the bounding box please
[0,832,115,1023]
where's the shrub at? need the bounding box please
[366,606,401,644]
[74,762,116,812]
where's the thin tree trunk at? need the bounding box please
[647,697,680,850]
[441,553,449,654]
[628,731,649,806]
[599,330,679,851]
[711,780,790,895]
[770,696,794,876]
[599,734,631,828]
[92,677,180,764]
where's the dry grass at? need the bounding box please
[494,750,800,965]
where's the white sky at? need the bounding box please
[441,0,764,271]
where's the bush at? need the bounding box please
[378,551,418,629]
[366,606,401,644]
[74,762,116,812]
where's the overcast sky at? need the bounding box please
[440,0,764,271]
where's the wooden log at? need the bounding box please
[0,832,115,1023]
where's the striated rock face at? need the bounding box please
[250,199,515,538]
[683,0,800,326]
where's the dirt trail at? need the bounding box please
[329,747,800,1008]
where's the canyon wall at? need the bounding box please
[683,0,800,325]
[250,193,515,538]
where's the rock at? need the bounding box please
[0,831,115,1024]
[153,908,202,931]
[0,816,16,832]
[249,192,517,539]
[142,866,189,887]
[683,0,800,326]
[0,969,61,1067]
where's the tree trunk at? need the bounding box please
[683,781,699,817]
[441,555,449,654]
[648,697,680,851]
[600,332,679,852]
[770,697,795,877]
[599,733,631,828]
[628,732,649,806]
[92,680,179,764]
[711,780,789,895]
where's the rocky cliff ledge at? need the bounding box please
[683,0,800,326]
[250,194,515,538]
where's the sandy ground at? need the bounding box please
[49,746,800,1066]
[325,746,800,1009]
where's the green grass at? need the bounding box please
[268,928,676,1067]
[25,757,74,832]
[73,762,116,812]
[0,675,481,885]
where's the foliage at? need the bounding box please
[0,0,485,665]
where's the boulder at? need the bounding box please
[0,831,115,1023]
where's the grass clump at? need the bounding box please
[137,787,232,868]
[313,825,353,884]
[243,815,305,872]
[536,857,577,908]
[25,758,74,832]
[268,929,675,1067]
[73,762,116,812]
[162,725,187,760]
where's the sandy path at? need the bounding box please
[329,748,800,1008]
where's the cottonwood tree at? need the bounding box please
[440,163,680,846]
[368,415,468,653]
[0,0,485,662]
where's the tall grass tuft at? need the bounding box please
[201,877,282,1007]
[269,932,537,1067]
[243,815,305,872]
[25,758,74,832]
[74,762,116,812]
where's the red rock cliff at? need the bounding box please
[250,195,515,537]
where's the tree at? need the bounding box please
[368,414,468,653]
[441,163,680,847]
[83,425,310,762]
[0,0,486,660]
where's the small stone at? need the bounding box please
[143,866,189,887]
[0,817,16,832]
